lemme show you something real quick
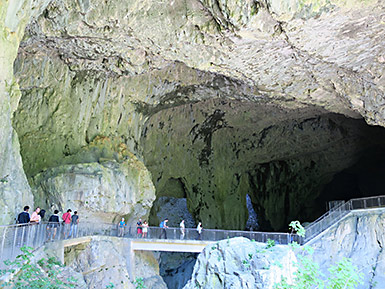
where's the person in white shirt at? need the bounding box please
[180,220,185,240]
[196,222,202,240]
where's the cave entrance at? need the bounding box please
[141,99,385,232]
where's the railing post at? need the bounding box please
[0,226,7,259]
[364,199,367,209]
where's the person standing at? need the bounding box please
[118,218,126,237]
[69,211,79,238]
[17,206,30,224]
[62,209,72,239]
[137,218,143,238]
[180,220,185,240]
[47,210,60,241]
[30,207,41,223]
[142,220,149,238]
[16,206,30,245]
[159,218,169,239]
[196,222,202,240]
[38,209,46,221]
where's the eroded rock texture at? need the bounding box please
[0,0,383,232]
[309,208,385,289]
[183,237,297,289]
[64,236,167,289]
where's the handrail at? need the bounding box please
[0,221,301,267]
[2,194,385,265]
[303,194,385,242]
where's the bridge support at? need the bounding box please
[127,240,135,281]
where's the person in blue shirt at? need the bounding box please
[118,218,126,237]
[159,218,169,239]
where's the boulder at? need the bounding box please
[183,237,296,289]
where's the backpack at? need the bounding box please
[159,221,165,228]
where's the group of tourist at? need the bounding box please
[117,217,203,240]
[16,206,80,241]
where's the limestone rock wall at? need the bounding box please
[0,0,37,224]
[63,237,167,289]
[183,237,297,289]
[308,208,385,289]
[31,159,155,225]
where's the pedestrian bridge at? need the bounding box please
[1,194,384,274]
[63,236,214,253]
[45,236,216,280]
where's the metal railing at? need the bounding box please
[304,195,385,242]
[2,195,384,266]
[0,222,301,267]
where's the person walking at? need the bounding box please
[62,209,72,239]
[159,218,169,239]
[47,210,60,241]
[69,211,79,238]
[196,222,202,240]
[180,219,185,240]
[137,218,143,238]
[118,218,126,237]
[142,220,149,238]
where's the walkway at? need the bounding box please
[1,195,384,268]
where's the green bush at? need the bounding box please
[0,246,77,289]
[133,277,146,289]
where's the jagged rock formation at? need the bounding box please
[1,0,385,232]
[183,237,296,289]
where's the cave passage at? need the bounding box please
[142,98,385,232]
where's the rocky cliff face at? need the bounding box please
[1,0,385,232]
[309,208,385,289]
[183,237,297,289]
[64,237,167,289]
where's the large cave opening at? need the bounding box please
[142,98,385,232]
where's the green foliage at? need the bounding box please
[327,258,363,289]
[242,259,251,270]
[266,238,276,249]
[274,247,363,289]
[289,221,306,238]
[0,175,8,184]
[133,277,146,289]
[105,282,115,289]
[0,246,77,289]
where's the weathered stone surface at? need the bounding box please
[0,0,35,224]
[65,236,167,289]
[183,237,296,289]
[31,158,155,225]
[308,208,385,289]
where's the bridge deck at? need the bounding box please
[62,236,214,253]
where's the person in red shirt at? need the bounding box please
[62,209,72,239]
